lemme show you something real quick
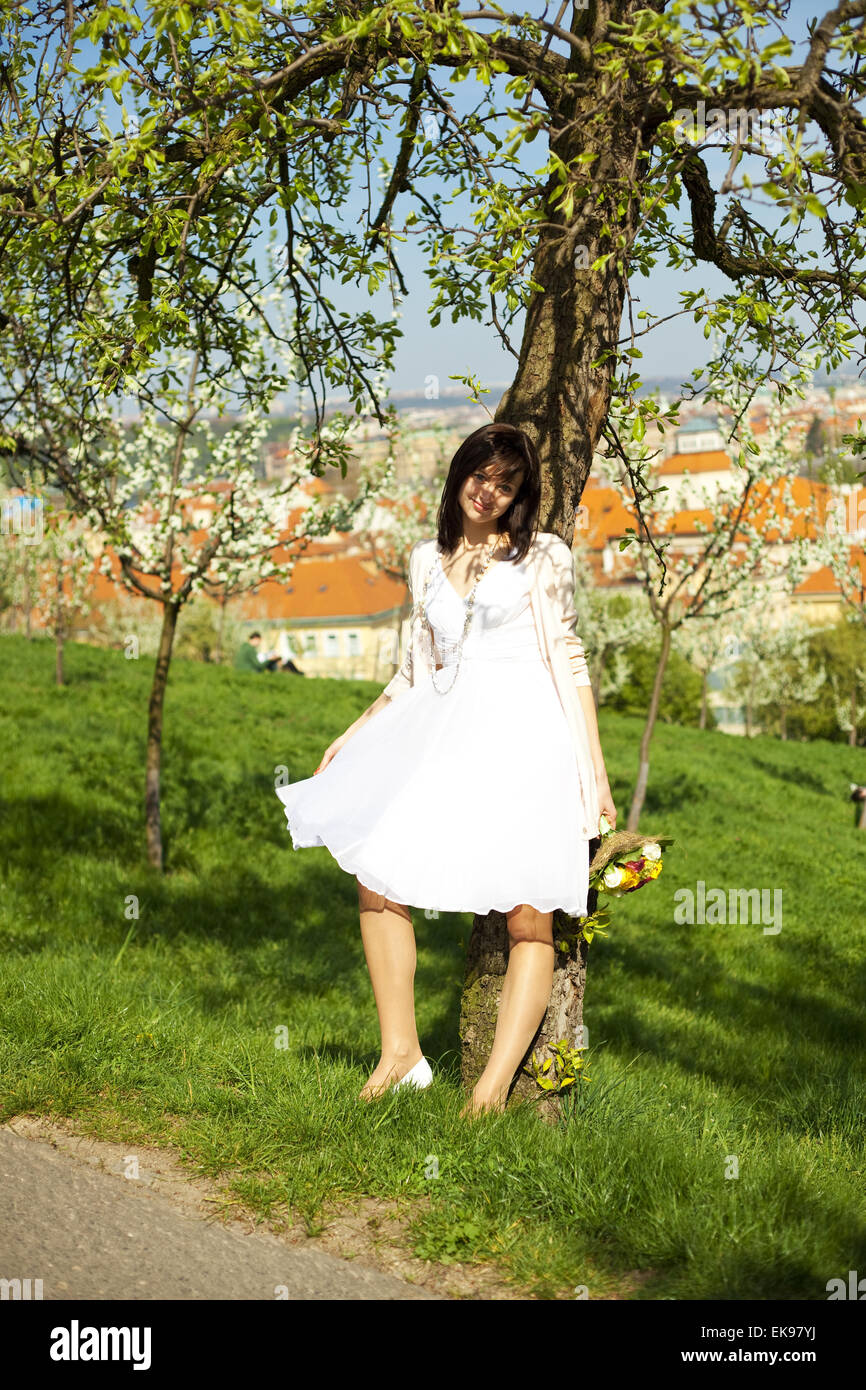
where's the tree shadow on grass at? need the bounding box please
[596,927,866,1135]
[138,857,471,1071]
[743,753,837,798]
[690,1221,866,1301]
[0,791,136,862]
[0,784,473,1078]
[642,772,712,817]
[161,767,297,849]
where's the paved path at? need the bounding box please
[0,1126,441,1301]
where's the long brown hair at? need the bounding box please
[436,423,541,563]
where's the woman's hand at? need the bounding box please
[595,770,617,832]
[314,732,350,775]
[313,694,390,775]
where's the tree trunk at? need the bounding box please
[780,703,787,740]
[859,794,866,830]
[457,90,651,1111]
[146,600,179,870]
[493,108,646,532]
[23,563,32,640]
[699,671,708,730]
[745,666,756,737]
[627,624,672,831]
[215,595,227,665]
[55,567,64,687]
[850,686,858,747]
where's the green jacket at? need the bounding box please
[234,641,265,673]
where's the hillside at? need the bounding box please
[1,633,863,1299]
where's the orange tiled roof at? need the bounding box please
[83,544,408,622]
[576,478,636,545]
[577,471,835,543]
[793,547,866,598]
[236,553,407,621]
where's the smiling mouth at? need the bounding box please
[472,498,490,512]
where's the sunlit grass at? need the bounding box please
[1,632,864,1299]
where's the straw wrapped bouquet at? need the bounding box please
[589,814,675,897]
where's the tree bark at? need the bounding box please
[23,562,32,640]
[145,600,179,870]
[494,110,646,533]
[859,794,866,830]
[850,686,858,747]
[627,624,673,831]
[745,666,756,738]
[215,595,227,665]
[780,703,787,740]
[699,671,708,730]
[55,566,64,687]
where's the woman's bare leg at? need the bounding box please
[356,879,423,1100]
[461,905,554,1117]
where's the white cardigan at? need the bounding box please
[383,531,603,840]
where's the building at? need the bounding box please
[574,442,864,733]
[233,544,408,683]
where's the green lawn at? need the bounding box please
[1,632,864,1299]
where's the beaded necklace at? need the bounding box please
[417,535,505,695]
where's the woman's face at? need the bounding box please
[457,463,524,530]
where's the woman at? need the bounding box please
[275,422,617,1117]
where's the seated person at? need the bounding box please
[234,631,271,672]
[235,629,306,675]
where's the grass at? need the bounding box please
[1,631,864,1300]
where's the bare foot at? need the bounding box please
[359,1051,424,1102]
[459,1085,508,1120]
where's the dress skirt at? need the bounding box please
[275,547,592,918]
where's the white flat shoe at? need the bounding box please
[391,1056,433,1091]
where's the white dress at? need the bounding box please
[275,547,591,918]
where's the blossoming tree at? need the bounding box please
[571,532,655,709]
[607,365,820,829]
[84,358,375,868]
[671,613,744,732]
[29,508,93,686]
[3,317,379,868]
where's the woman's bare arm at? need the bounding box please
[576,684,616,827]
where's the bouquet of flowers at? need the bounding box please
[589,814,674,897]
